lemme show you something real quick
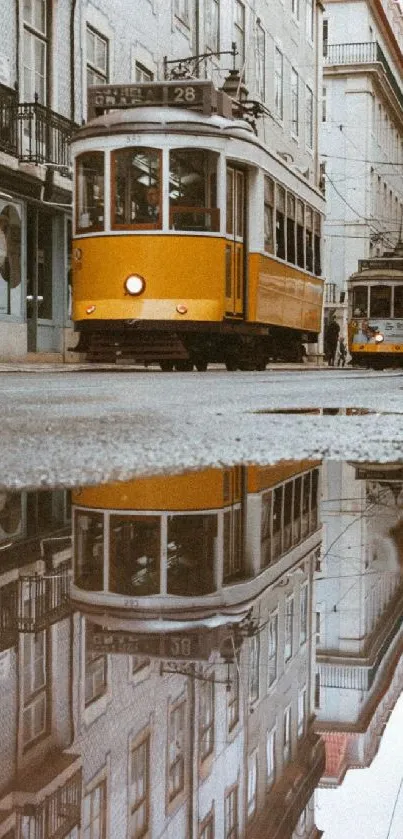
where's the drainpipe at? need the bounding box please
[70,0,77,122]
[195,0,200,78]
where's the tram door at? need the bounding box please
[225,167,245,317]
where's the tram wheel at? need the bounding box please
[195,360,208,372]
[225,359,238,371]
[160,361,174,371]
[175,361,194,372]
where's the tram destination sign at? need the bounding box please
[87,80,232,120]
[89,626,216,661]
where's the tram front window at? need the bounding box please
[76,152,104,232]
[109,516,160,595]
[369,285,391,318]
[167,514,216,595]
[394,287,403,317]
[352,287,368,317]
[169,149,219,232]
[75,511,104,590]
[112,148,161,229]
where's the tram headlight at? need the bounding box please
[124,274,146,296]
[375,333,384,343]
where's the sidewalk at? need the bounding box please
[0,360,347,373]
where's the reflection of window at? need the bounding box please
[291,69,299,136]
[130,735,150,839]
[261,489,272,567]
[266,727,276,787]
[247,753,258,818]
[205,0,219,53]
[306,0,314,40]
[300,584,308,645]
[323,20,328,57]
[394,287,403,317]
[132,656,151,676]
[227,665,239,731]
[175,0,190,25]
[306,86,314,149]
[274,48,283,119]
[200,810,214,839]
[276,185,285,259]
[23,0,48,103]
[291,0,300,20]
[223,508,243,581]
[75,511,104,591]
[169,149,218,232]
[23,630,48,747]
[113,148,161,229]
[285,596,294,662]
[83,781,107,839]
[87,25,109,86]
[199,676,215,761]
[225,785,238,839]
[283,705,291,763]
[370,285,392,318]
[264,177,274,254]
[109,515,160,596]
[268,613,278,687]
[76,152,105,232]
[314,671,321,708]
[298,687,306,737]
[256,22,265,100]
[167,515,216,595]
[249,634,260,703]
[85,629,107,707]
[168,699,186,802]
[234,1,245,68]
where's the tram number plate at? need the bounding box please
[88,81,213,118]
[89,628,209,659]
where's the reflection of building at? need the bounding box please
[315,462,403,787]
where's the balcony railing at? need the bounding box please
[324,42,403,110]
[18,768,82,839]
[0,563,71,638]
[0,87,76,170]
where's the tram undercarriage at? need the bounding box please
[74,321,312,370]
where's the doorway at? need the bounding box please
[225,166,246,317]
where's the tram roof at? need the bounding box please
[73,105,254,141]
[349,266,403,281]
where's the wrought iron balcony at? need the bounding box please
[0,562,71,639]
[0,86,76,171]
[324,42,403,110]
[17,766,82,839]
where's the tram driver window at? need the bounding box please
[352,287,368,317]
[275,185,285,260]
[167,514,216,595]
[75,511,104,590]
[369,285,391,318]
[112,148,161,229]
[76,152,104,232]
[169,149,219,232]
[109,515,160,595]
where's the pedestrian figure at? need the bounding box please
[337,337,347,367]
[324,317,340,366]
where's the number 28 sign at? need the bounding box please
[87,80,215,118]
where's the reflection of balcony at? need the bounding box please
[0,86,76,171]
[0,564,71,640]
[324,42,403,110]
[248,730,325,839]
[9,757,82,839]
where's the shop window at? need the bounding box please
[113,147,161,229]
[75,511,104,591]
[76,152,104,232]
[394,286,403,318]
[0,202,22,317]
[167,515,216,595]
[286,194,296,265]
[109,515,160,596]
[275,185,285,260]
[369,285,391,318]
[264,177,274,253]
[296,200,305,268]
[305,207,313,272]
[352,286,368,317]
[314,212,321,275]
[169,149,219,232]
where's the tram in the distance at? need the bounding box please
[71,79,324,370]
[348,240,403,367]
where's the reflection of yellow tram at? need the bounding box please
[71,79,324,370]
[71,461,321,631]
[348,241,403,367]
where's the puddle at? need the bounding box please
[253,407,377,415]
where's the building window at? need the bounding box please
[249,634,260,704]
[274,47,283,119]
[322,19,328,57]
[291,68,299,135]
[300,584,308,645]
[227,665,240,732]
[285,596,294,662]
[205,0,219,53]
[283,706,291,763]
[130,735,150,839]
[168,699,186,801]
[291,0,300,21]
[306,0,314,40]
[85,629,107,707]
[135,62,153,83]
[175,0,190,25]
[256,21,265,100]
[247,753,258,819]
[23,0,48,103]
[234,1,245,69]
[305,86,313,149]
[322,86,327,122]
[83,781,107,839]
[268,613,278,687]
[225,786,238,839]
[298,688,306,738]
[86,25,109,87]
[266,727,276,787]
[23,630,48,747]
[200,810,214,839]
[199,676,215,761]
[314,671,321,708]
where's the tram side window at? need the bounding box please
[167,514,216,595]
[109,515,160,595]
[305,207,313,272]
[264,177,274,253]
[296,200,305,268]
[276,185,286,260]
[394,286,403,318]
[76,152,104,232]
[314,212,321,275]
[352,287,368,317]
[286,194,296,265]
[112,148,161,229]
[169,149,219,232]
[369,285,391,318]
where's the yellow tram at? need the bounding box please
[348,241,403,367]
[71,79,324,370]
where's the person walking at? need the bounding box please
[337,337,347,367]
[324,316,340,366]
